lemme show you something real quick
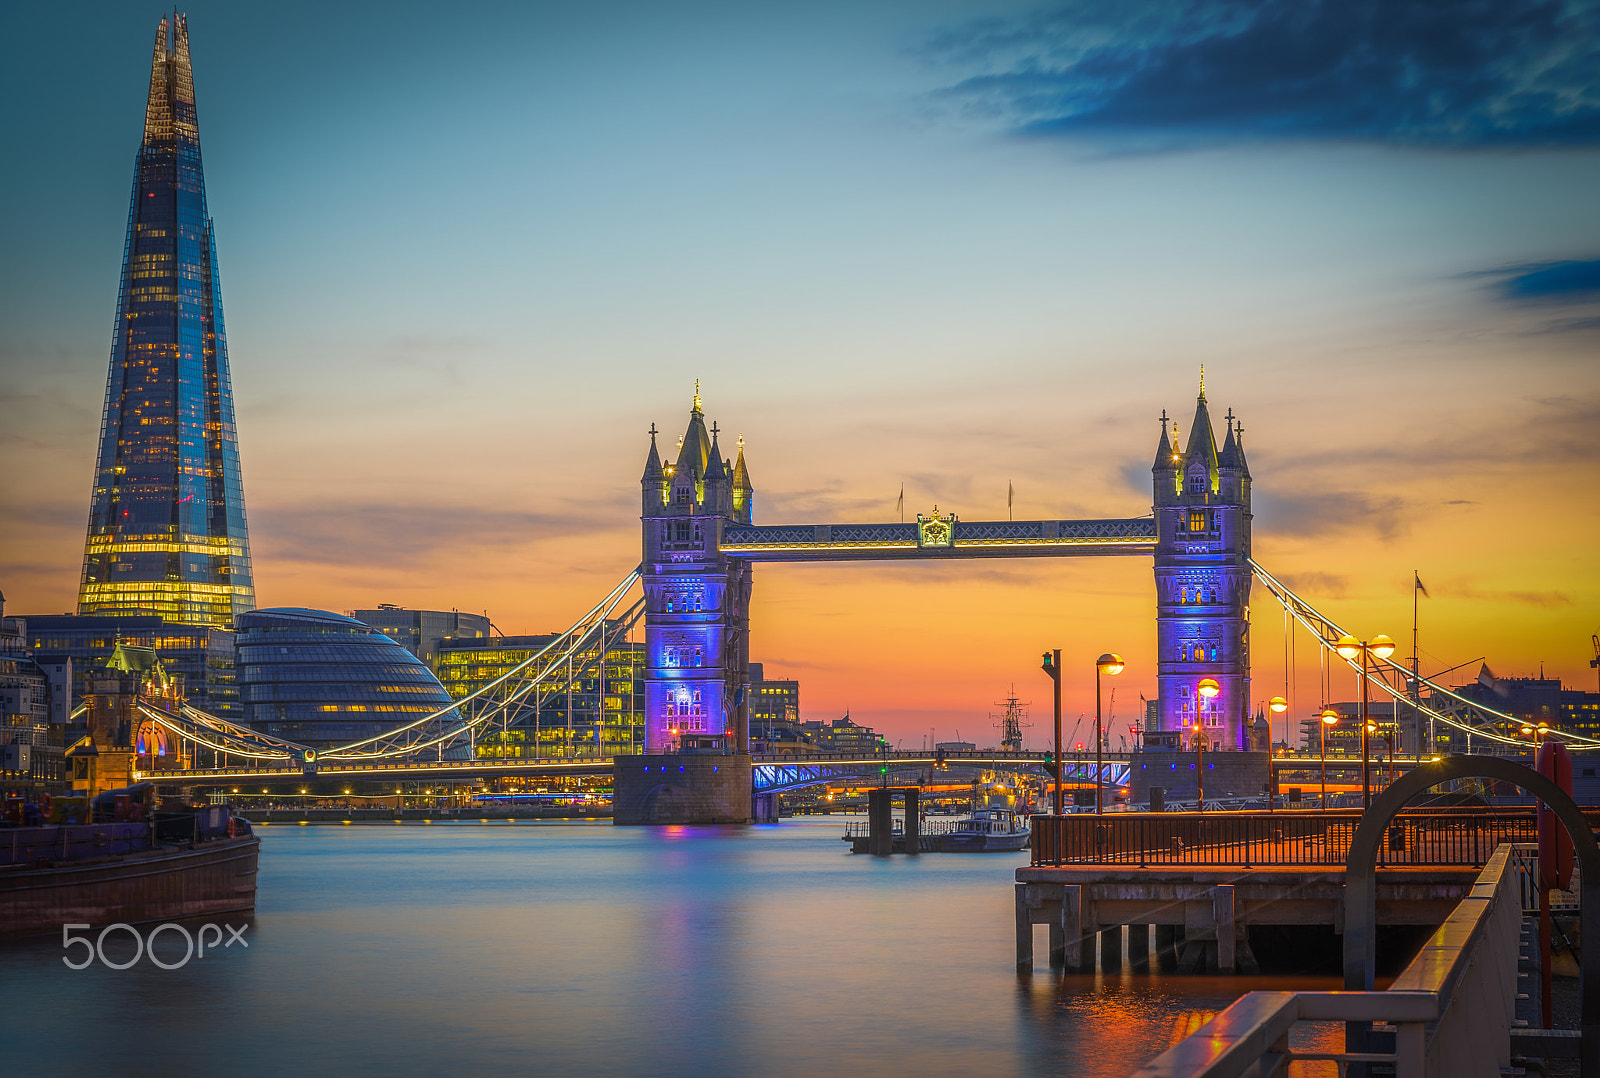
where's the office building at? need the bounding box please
[349,607,492,667]
[435,629,645,759]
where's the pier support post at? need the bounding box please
[903,789,920,854]
[1155,924,1179,970]
[1215,884,1237,973]
[1128,923,1150,971]
[1062,884,1085,970]
[1101,924,1123,971]
[1015,884,1033,971]
[1049,916,1066,968]
[868,789,893,856]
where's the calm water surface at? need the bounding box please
[5,818,1341,1077]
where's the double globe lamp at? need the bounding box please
[1335,633,1395,808]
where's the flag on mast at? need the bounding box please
[896,482,904,522]
[1414,571,1430,598]
[1007,481,1014,520]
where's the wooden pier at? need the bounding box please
[1015,809,1587,974]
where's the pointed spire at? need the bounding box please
[1185,387,1219,478]
[1233,421,1251,479]
[675,386,711,479]
[142,14,198,149]
[641,422,663,481]
[1218,408,1239,469]
[1152,409,1176,472]
[706,422,727,480]
[732,434,752,492]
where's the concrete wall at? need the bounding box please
[1130,750,1270,803]
[612,754,753,825]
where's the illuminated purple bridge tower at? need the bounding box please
[1148,380,1254,751]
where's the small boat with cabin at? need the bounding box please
[939,806,1030,852]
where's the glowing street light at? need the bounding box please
[1335,634,1395,809]
[1320,708,1340,811]
[1269,695,1288,751]
[1094,653,1125,814]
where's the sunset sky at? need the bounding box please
[3,0,1597,746]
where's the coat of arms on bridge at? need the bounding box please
[917,508,956,549]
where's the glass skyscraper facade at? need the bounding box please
[237,609,457,747]
[78,14,254,628]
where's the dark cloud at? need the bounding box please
[1492,259,1600,302]
[926,0,1600,148]
[1253,489,1410,539]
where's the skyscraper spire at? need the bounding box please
[77,14,254,628]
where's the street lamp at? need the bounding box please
[1041,650,1062,814]
[1094,653,1125,814]
[1521,721,1551,746]
[1320,708,1340,811]
[1195,679,1220,810]
[1269,696,1288,750]
[1335,634,1395,809]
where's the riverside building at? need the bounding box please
[236,609,457,747]
[435,630,646,759]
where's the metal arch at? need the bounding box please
[1341,754,1600,1075]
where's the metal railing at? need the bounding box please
[1031,811,1600,869]
[1131,843,1525,1077]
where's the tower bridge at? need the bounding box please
[127,378,1589,817]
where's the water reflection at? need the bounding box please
[5,818,1347,1078]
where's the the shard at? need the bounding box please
[77,14,254,628]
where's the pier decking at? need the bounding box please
[1016,810,1588,974]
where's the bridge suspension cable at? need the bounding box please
[1250,560,1598,750]
[144,568,645,769]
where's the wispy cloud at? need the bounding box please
[255,499,625,568]
[924,0,1600,148]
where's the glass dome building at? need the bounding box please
[237,608,458,747]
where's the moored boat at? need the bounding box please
[1,793,258,939]
[939,806,1030,852]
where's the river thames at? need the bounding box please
[5,818,1343,1077]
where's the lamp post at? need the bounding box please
[1195,678,1220,810]
[1269,696,1288,749]
[1320,708,1340,811]
[1335,634,1395,810]
[1041,650,1062,814]
[1094,653,1125,814]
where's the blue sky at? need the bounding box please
[3,1,1597,735]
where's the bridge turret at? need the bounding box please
[1152,412,1178,507]
[731,437,754,525]
[641,426,665,513]
[1151,373,1253,752]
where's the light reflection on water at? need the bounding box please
[4,817,1344,1077]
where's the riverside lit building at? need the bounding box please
[237,609,457,747]
[435,631,646,758]
[77,14,254,629]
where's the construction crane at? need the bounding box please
[1590,633,1599,692]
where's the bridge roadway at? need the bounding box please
[136,750,1415,788]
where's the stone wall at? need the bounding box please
[612,754,753,824]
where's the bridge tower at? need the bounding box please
[639,386,754,755]
[1150,376,1253,751]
